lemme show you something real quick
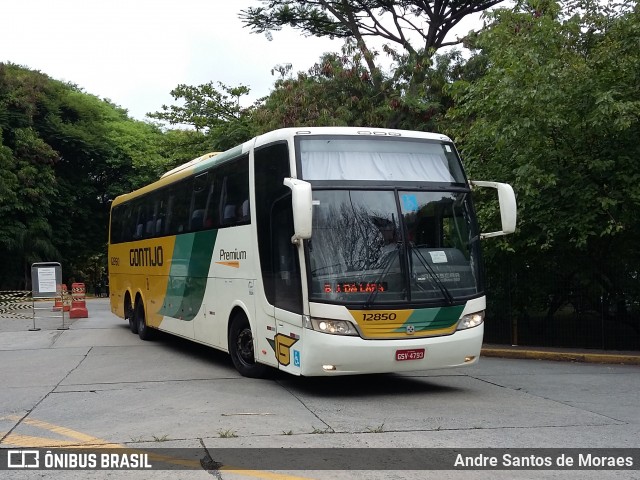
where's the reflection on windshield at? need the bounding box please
[308,190,480,305]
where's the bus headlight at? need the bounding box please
[305,316,359,336]
[457,311,485,330]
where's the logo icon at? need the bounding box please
[293,350,301,367]
[8,450,40,468]
[406,325,415,335]
[267,334,299,366]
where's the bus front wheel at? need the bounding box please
[228,313,268,378]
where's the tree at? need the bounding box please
[240,0,504,93]
[253,46,385,129]
[0,65,61,287]
[446,1,640,340]
[148,81,258,151]
[252,38,475,131]
[0,63,171,288]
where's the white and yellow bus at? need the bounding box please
[108,127,516,377]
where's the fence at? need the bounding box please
[0,291,33,320]
[483,264,640,351]
[0,289,79,331]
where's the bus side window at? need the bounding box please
[122,205,134,242]
[218,155,249,228]
[166,179,190,234]
[164,195,175,235]
[239,199,250,222]
[203,174,218,229]
[133,203,146,239]
[155,198,165,235]
[271,194,302,314]
[222,202,236,225]
[254,142,291,305]
[190,173,208,231]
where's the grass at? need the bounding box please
[311,426,332,434]
[366,423,385,433]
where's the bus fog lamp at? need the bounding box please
[310,318,358,336]
[456,311,485,330]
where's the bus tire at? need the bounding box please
[135,300,154,341]
[228,313,268,378]
[126,300,137,334]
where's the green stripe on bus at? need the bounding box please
[393,305,464,333]
[159,229,217,321]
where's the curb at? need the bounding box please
[480,347,640,365]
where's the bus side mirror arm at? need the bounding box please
[283,178,313,244]
[470,181,517,239]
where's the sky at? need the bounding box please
[0,0,487,122]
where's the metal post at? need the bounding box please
[57,290,69,330]
[29,296,41,331]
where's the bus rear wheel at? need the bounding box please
[126,301,137,334]
[228,313,268,378]
[135,300,154,341]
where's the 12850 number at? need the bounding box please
[362,312,397,322]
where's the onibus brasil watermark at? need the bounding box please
[2,448,638,471]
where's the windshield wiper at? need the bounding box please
[364,244,402,307]
[410,244,454,305]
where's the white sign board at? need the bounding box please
[31,262,62,298]
[37,267,57,293]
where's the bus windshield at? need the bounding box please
[299,137,466,183]
[308,190,481,305]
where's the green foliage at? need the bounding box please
[447,1,640,321]
[240,1,504,59]
[0,63,170,288]
[253,45,386,129]
[252,40,471,131]
[148,81,258,151]
[242,0,505,127]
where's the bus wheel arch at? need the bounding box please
[227,308,268,378]
[134,293,154,341]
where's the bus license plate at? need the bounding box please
[396,348,425,361]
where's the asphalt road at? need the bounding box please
[1,298,638,479]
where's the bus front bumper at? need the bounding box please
[298,324,483,376]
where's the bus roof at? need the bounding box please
[111,127,453,207]
[160,152,221,178]
[253,126,451,147]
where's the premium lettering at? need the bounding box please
[219,249,247,261]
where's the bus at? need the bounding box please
[108,127,516,377]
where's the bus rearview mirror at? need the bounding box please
[470,181,517,239]
[283,178,312,243]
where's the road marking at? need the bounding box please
[220,468,315,480]
[0,416,316,479]
[1,415,200,468]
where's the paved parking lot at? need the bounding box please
[1,298,638,479]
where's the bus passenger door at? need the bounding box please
[271,194,305,375]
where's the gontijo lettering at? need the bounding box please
[129,246,163,267]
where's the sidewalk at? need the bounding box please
[481,343,640,365]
